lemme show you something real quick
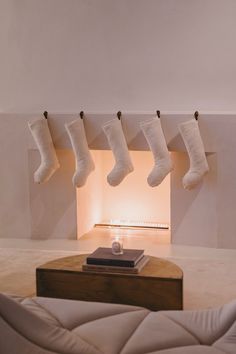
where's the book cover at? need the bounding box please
[83,256,150,274]
[86,247,144,267]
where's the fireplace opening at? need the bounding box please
[76,150,170,238]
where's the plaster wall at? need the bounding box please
[1,0,236,112]
[1,1,236,247]
[1,112,236,250]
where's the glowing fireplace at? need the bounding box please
[76,150,170,238]
[4,112,236,249]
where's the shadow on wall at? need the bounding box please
[28,149,77,240]
[171,151,218,247]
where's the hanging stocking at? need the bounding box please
[179,119,209,190]
[65,118,95,188]
[140,117,173,187]
[103,119,134,186]
[28,118,60,183]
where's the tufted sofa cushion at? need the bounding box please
[0,293,235,354]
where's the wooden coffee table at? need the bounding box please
[36,254,183,311]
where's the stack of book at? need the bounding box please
[82,247,149,274]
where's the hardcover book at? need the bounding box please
[83,256,150,274]
[86,247,144,267]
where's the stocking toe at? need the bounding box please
[183,171,203,190]
[107,165,133,186]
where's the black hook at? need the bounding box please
[194,111,199,121]
[117,111,122,120]
[43,111,48,120]
[80,111,84,119]
[156,110,160,118]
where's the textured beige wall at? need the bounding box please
[2,112,236,249]
[1,1,236,246]
[1,0,236,112]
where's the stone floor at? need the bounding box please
[1,227,236,310]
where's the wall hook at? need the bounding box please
[117,111,122,120]
[156,110,161,118]
[194,111,199,121]
[80,111,84,119]
[43,111,48,120]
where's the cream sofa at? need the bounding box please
[0,293,235,354]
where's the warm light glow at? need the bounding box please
[101,151,170,224]
[77,150,170,238]
[95,220,169,230]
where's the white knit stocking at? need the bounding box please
[140,117,173,187]
[65,118,95,188]
[179,119,209,190]
[28,118,60,183]
[103,119,134,186]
